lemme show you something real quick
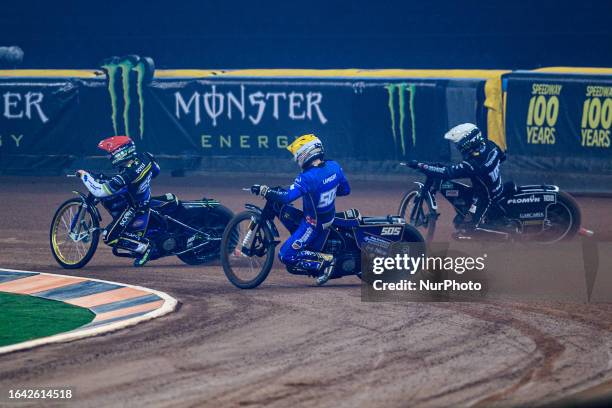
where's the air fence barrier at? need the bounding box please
[1,67,611,193]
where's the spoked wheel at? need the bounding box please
[398,189,437,241]
[534,192,581,243]
[177,205,234,265]
[50,198,100,269]
[221,211,275,289]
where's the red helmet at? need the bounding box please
[98,136,137,166]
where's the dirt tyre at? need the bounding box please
[221,211,276,289]
[398,189,437,241]
[178,205,235,265]
[50,198,99,269]
[536,191,581,243]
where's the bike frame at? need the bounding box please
[246,202,282,237]
[67,192,102,242]
[237,201,278,256]
[71,190,220,256]
[410,177,440,228]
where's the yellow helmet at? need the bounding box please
[287,134,324,168]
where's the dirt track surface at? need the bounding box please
[1,175,612,407]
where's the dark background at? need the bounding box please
[2,0,611,69]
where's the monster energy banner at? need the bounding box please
[0,78,81,173]
[505,72,612,172]
[142,79,448,161]
[0,71,451,173]
[100,55,155,139]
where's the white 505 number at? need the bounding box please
[381,227,401,236]
[318,187,337,208]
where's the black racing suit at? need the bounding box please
[415,140,506,229]
[80,152,160,252]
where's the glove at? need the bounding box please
[75,169,86,179]
[90,172,103,180]
[407,160,419,169]
[250,184,270,197]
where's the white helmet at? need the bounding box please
[444,123,485,157]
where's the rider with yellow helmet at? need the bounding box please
[251,134,351,285]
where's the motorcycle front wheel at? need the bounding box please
[220,211,276,289]
[50,198,100,269]
[398,189,437,242]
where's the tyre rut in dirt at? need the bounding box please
[399,189,436,241]
[221,211,275,289]
[50,198,100,269]
[178,205,234,265]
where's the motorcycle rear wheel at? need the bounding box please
[177,205,234,265]
[50,198,100,269]
[221,211,275,289]
[534,191,581,243]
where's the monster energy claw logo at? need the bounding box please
[101,55,155,139]
[385,83,416,156]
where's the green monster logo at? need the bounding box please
[101,55,155,139]
[385,83,416,156]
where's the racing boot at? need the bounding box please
[133,242,153,267]
[129,233,153,267]
[294,250,336,285]
[452,225,509,241]
[452,216,476,240]
[315,258,336,286]
[115,234,153,267]
[451,230,473,241]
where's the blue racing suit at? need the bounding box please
[266,160,350,272]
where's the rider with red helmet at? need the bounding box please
[76,136,160,266]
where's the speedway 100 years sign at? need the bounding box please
[505,72,612,159]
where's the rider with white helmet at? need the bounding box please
[409,123,506,236]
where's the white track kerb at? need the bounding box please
[0,268,178,355]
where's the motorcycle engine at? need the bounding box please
[339,257,357,273]
[161,237,177,252]
[324,238,343,255]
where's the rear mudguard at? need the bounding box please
[181,197,221,209]
[72,191,102,222]
[499,187,561,222]
[176,198,225,224]
[353,222,424,249]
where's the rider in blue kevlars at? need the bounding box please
[251,134,350,285]
[76,136,160,266]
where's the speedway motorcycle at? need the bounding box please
[50,181,234,269]
[220,187,425,289]
[398,163,582,243]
